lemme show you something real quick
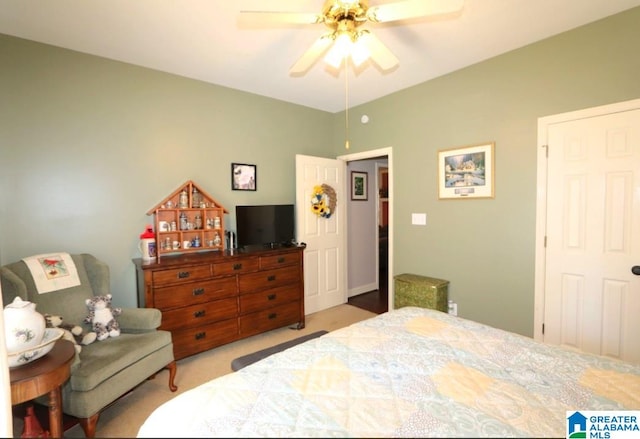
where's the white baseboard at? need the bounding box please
[348,282,378,298]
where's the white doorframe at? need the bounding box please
[338,147,394,309]
[534,98,640,341]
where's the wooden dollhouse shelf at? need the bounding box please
[147,180,229,260]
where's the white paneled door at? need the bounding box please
[537,102,640,364]
[295,154,347,314]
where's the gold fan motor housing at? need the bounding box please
[322,0,369,31]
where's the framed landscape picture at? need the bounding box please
[438,142,495,199]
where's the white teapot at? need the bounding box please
[3,296,46,354]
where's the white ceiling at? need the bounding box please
[1,0,639,113]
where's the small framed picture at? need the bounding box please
[438,142,495,199]
[351,171,368,201]
[231,163,257,191]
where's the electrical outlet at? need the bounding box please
[448,300,458,316]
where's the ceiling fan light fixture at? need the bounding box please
[323,32,352,68]
[350,37,370,66]
[243,0,465,76]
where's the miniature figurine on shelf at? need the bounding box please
[178,190,188,208]
[192,187,202,208]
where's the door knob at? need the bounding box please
[632,266,640,275]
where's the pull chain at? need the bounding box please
[345,60,350,149]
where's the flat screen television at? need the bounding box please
[235,204,295,249]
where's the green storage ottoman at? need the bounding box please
[394,273,449,312]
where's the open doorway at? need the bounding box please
[339,147,393,314]
[377,162,389,274]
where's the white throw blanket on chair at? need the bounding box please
[22,252,81,294]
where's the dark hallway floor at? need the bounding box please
[347,269,389,314]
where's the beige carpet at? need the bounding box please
[13,304,375,438]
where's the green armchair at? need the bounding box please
[1,253,177,437]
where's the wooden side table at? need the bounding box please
[10,339,75,438]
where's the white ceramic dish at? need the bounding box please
[8,328,64,368]
[4,296,46,353]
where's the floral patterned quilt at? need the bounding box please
[137,307,640,438]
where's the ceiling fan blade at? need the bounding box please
[359,31,399,71]
[237,11,323,28]
[289,33,335,75]
[367,0,464,23]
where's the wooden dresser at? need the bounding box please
[133,246,305,360]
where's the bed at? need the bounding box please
[137,306,640,438]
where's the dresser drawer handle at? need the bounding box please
[268,313,277,320]
[177,271,190,279]
[194,310,205,318]
[233,263,243,270]
[267,275,276,282]
[277,257,285,263]
[267,294,276,301]
[192,287,205,296]
[195,332,206,340]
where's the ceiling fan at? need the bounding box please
[238,0,465,75]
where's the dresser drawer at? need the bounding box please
[160,297,238,331]
[238,265,300,294]
[171,318,239,361]
[152,264,211,286]
[239,285,300,315]
[153,276,237,309]
[238,301,301,337]
[260,252,300,269]
[212,257,259,276]
[134,246,305,361]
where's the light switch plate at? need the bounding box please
[412,213,427,225]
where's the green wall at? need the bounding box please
[1,7,639,336]
[0,33,333,310]
[332,7,640,336]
